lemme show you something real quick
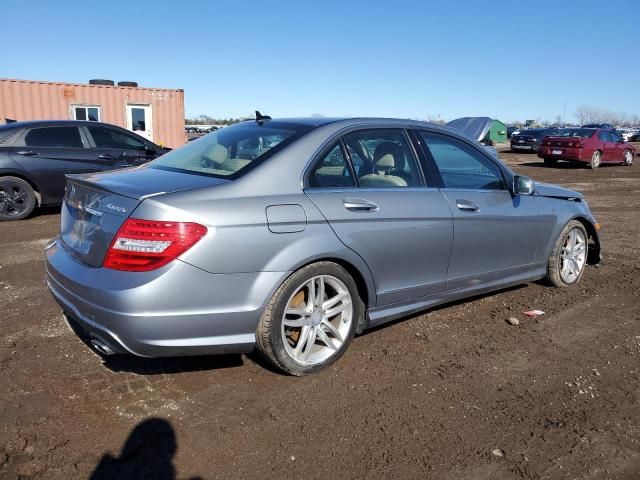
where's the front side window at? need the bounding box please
[24,126,83,148]
[421,132,506,190]
[308,143,355,188]
[342,130,422,188]
[88,126,146,150]
[72,105,101,122]
[151,122,312,178]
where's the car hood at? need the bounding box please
[67,165,230,200]
[535,182,583,200]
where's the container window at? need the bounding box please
[71,105,101,122]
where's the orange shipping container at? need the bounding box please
[0,78,186,148]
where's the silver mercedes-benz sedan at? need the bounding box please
[45,116,601,375]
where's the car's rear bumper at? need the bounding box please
[45,237,288,357]
[537,147,589,162]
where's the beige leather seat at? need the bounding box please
[358,142,408,187]
[202,144,251,172]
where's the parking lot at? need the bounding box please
[1,148,639,479]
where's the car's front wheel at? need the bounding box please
[0,176,37,221]
[623,150,633,166]
[547,220,588,287]
[256,262,363,375]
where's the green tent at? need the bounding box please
[485,119,507,144]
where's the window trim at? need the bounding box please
[417,130,510,192]
[70,104,102,122]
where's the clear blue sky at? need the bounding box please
[3,0,639,122]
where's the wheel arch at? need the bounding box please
[287,255,375,333]
[572,215,601,265]
[0,171,42,206]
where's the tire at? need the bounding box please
[0,176,37,221]
[589,151,601,169]
[547,220,588,288]
[543,157,557,166]
[623,150,633,166]
[256,261,363,376]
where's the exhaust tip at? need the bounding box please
[90,338,115,356]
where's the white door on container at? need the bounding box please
[126,104,153,141]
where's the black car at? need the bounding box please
[510,128,560,153]
[507,125,519,139]
[0,120,169,220]
[581,123,615,130]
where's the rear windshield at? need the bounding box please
[554,129,596,138]
[150,122,313,178]
[514,129,545,138]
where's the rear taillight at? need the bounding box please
[103,219,207,272]
[566,141,584,148]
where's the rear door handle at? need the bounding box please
[456,199,480,212]
[343,198,379,212]
[97,154,113,161]
[16,150,38,156]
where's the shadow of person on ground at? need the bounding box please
[89,417,203,480]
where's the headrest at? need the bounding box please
[373,142,404,171]
[205,144,229,166]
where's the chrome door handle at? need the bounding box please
[456,199,479,212]
[343,198,379,212]
[97,154,113,161]
[16,150,38,156]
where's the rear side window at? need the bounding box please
[598,131,612,142]
[24,127,83,148]
[308,143,355,188]
[342,129,422,188]
[421,132,506,190]
[88,126,146,150]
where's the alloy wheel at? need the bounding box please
[0,181,30,217]
[591,151,601,169]
[624,150,633,166]
[559,228,587,284]
[281,275,353,366]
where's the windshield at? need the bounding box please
[151,122,313,178]
[554,128,596,138]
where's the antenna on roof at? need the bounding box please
[255,110,271,125]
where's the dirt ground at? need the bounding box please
[1,147,639,480]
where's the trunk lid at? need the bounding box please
[60,166,229,267]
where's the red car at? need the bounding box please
[537,128,635,169]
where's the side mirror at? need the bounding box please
[513,175,535,196]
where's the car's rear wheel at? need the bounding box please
[256,262,363,376]
[589,151,601,169]
[0,176,37,221]
[623,150,633,166]
[547,220,588,287]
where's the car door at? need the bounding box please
[609,131,625,162]
[418,130,541,290]
[9,125,97,203]
[596,130,614,161]
[305,129,453,307]
[84,125,156,170]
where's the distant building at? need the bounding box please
[0,78,185,147]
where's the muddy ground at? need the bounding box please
[1,147,639,480]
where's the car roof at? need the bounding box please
[0,119,126,131]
